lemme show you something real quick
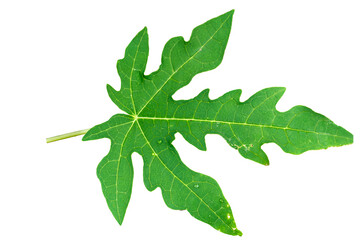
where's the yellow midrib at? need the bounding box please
[138,116,350,139]
[114,121,136,222]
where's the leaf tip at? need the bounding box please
[221,9,235,24]
[82,128,94,141]
[334,128,354,147]
[82,134,89,141]
[141,26,148,34]
[106,83,116,93]
[117,216,125,226]
[110,209,125,226]
[234,228,243,237]
[238,144,270,166]
[196,88,210,101]
[273,86,286,95]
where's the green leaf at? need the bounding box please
[83,10,352,236]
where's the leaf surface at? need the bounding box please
[83,10,353,236]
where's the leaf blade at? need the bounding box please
[83,115,135,224]
[107,27,149,114]
[136,119,242,236]
[138,87,353,165]
[138,10,234,116]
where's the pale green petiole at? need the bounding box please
[46,129,89,143]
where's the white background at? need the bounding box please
[0,1,359,239]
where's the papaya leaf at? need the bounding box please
[81,10,353,236]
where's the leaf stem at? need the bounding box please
[46,129,89,143]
